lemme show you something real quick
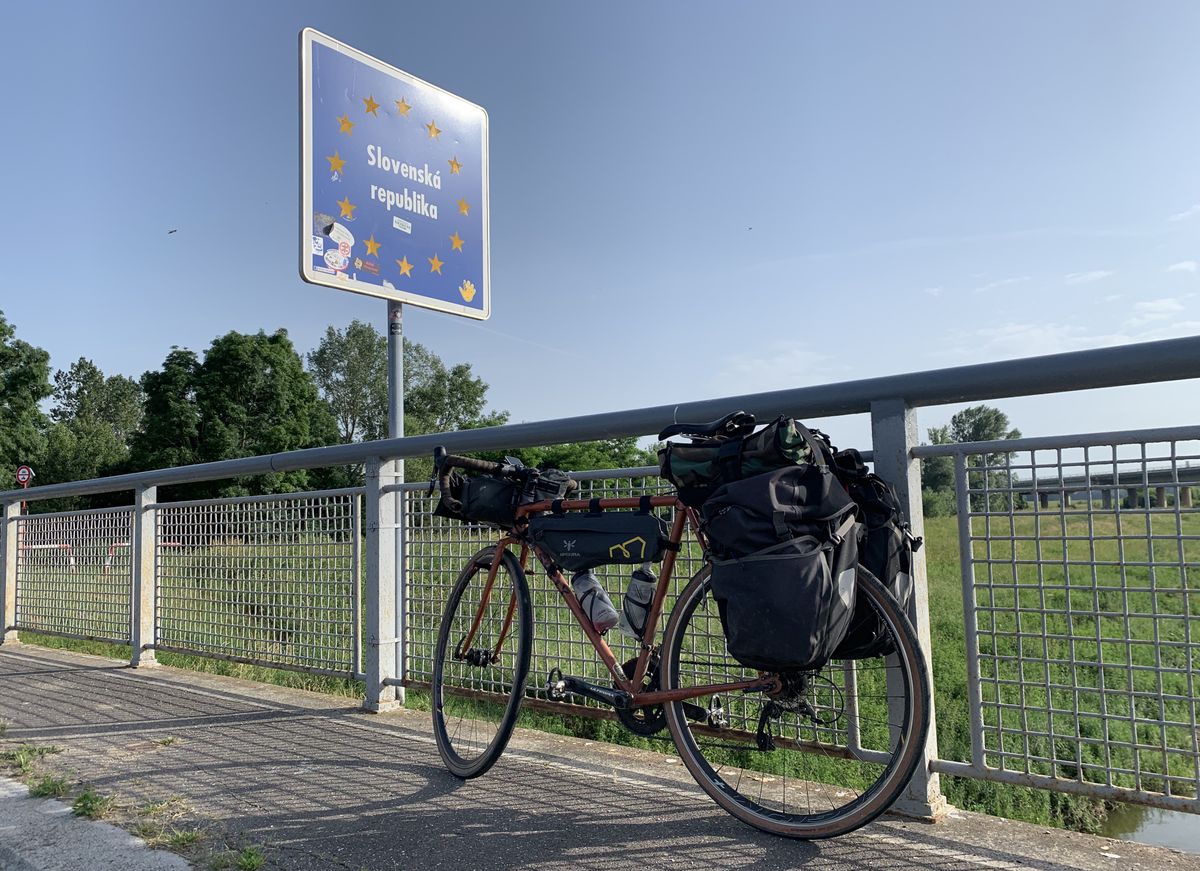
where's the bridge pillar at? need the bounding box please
[871,399,947,820]
[1102,490,1113,509]
[1155,486,1167,508]
[1181,487,1194,509]
[1038,492,1050,509]
[1,501,20,645]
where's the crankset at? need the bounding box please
[616,656,667,736]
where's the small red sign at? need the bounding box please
[16,465,33,486]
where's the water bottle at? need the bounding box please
[571,570,619,633]
[619,563,657,640]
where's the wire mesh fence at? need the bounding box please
[155,491,361,676]
[951,433,1200,810]
[13,507,133,643]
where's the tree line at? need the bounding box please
[0,311,652,511]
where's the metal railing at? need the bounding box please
[916,426,1200,813]
[2,334,1200,821]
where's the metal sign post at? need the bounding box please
[300,29,489,710]
[15,466,33,512]
[387,301,405,702]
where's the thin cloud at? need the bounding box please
[710,345,837,395]
[1166,260,1198,273]
[1064,270,1113,285]
[972,276,1030,295]
[922,286,943,297]
[1126,297,1187,327]
[1168,205,1200,223]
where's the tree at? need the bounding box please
[306,320,388,443]
[129,331,339,498]
[921,405,1022,516]
[306,321,509,483]
[129,348,202,473]
[38,358,147,508]
[308,320,510,444]
[0,311,52,474]
[51,357,143,441]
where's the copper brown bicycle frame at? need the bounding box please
[450,493,780,708]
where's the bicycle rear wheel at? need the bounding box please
[661,565,930,838]
[432,545,532,779]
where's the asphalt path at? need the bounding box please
[0,645,1196,871]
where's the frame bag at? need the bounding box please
[701,462,860,672]
[529,497,670,573]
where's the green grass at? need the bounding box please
[1,744,62,778]
[72,787,114,819]
[28,775,69,798]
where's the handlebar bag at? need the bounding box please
[529,499,670,573]
[435,468,572,529]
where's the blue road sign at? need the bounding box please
[300,29,489,319]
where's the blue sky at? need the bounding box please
[1,1,1197,450]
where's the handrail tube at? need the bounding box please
[5,335,1200,504]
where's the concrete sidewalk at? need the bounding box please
[0,645,1195,871]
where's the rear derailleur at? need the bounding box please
[756,671,844,751]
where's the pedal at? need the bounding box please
[545,667,567,701]
[708,695,729,729]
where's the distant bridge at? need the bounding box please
[1007,465,1200,508]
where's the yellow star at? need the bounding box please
[449,232,464,252]
[396,256,413,277]
[457,198,470,216]
[337,114,354,134]
[337,196,356,219]
[426,119,441,139]
[428,253,444,274]
[363,95,380,116]
[364,235,381,257]
[395,98,411,116]
[325,151,346,174]
[448,156,463,175]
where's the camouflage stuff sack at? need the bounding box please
[658,416,829,507]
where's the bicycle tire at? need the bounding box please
[661,564,931,838]
[432,546,533,779]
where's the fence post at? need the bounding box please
[131,485,158,667]
[871,398,947,819]
[1,501,20,645]
[363,458,401,711]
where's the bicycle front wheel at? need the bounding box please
[432,545,532,779]
[661,565,930,839]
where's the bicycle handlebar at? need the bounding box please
[431,448,580,518]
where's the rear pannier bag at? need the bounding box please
[701,464,860,671]
[435,468,572,529]
[830,449,922,659]
[659,416,828,507]
[529,499,670,574]
[709,524,858,672]
[701,465,857,561]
